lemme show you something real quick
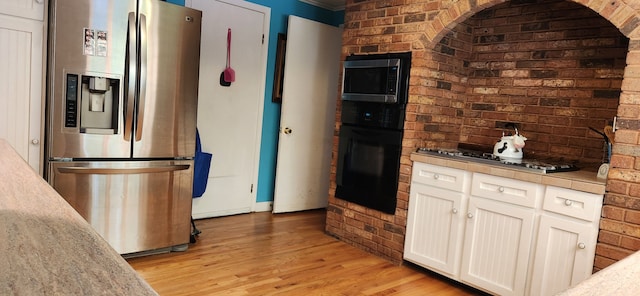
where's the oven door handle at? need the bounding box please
[346,127,402,142]
[351,129,382,137]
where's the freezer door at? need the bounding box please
[133,1,202,158]
[47,0,135,159]
[49,160,194,255]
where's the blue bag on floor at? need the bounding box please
[193,129,212,198]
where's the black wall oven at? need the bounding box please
[335,52,411,214]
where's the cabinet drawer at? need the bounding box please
[471,173,541,208]
[543,186,603,221]
[412,162,469,193]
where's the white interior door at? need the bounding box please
[187,0,269,219]
[272,16,342,213]
[0,14,43,173]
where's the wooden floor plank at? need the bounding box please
[127,210,485,295]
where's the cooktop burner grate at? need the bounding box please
[416,148,579,174]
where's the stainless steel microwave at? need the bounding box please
[341,58,402,103]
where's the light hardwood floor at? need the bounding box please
[127,209,485,295]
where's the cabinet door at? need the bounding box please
[0,0,45,20]
[404,183,466,277]
[0,14,43,172]
[460,197,535,296]
[529,214,595,296]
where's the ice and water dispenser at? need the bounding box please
[64,74,120,134]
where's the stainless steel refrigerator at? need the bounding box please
[45,0,201,255]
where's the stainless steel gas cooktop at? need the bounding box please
[416,148,579,174]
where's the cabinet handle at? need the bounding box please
[31,139,39,145]
[467,213,473,219]
[565,199,573,206]
[452,208,458,214]
[434,174,439,180]
[498,186,505,193]
[578,242,586,249]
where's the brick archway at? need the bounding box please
[330,0,640,270]
[423,0,640,45]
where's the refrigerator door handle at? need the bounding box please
[124,12,137,142]
[135,13,148,142]
[57,165,190,175]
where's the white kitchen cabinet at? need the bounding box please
[404,183,465,276]
[460,196,535,296]
[0,0,45,20]
[0,9,45,173]
[529,186,603,296]
[459,173,541,296]
[404,163,470,277]
[405,161,603,296]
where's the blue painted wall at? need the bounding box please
[165,0,184,6]
[169,0,344,203]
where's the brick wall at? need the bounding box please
[463,7,624,164]
[326,0,640,271]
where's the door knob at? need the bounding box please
[283,127,292,134]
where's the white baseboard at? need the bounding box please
[253,201,273,212]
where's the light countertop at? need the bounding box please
[0,139,157,295]
[411,152,606,195]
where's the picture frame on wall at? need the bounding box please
[272,33,286,103]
